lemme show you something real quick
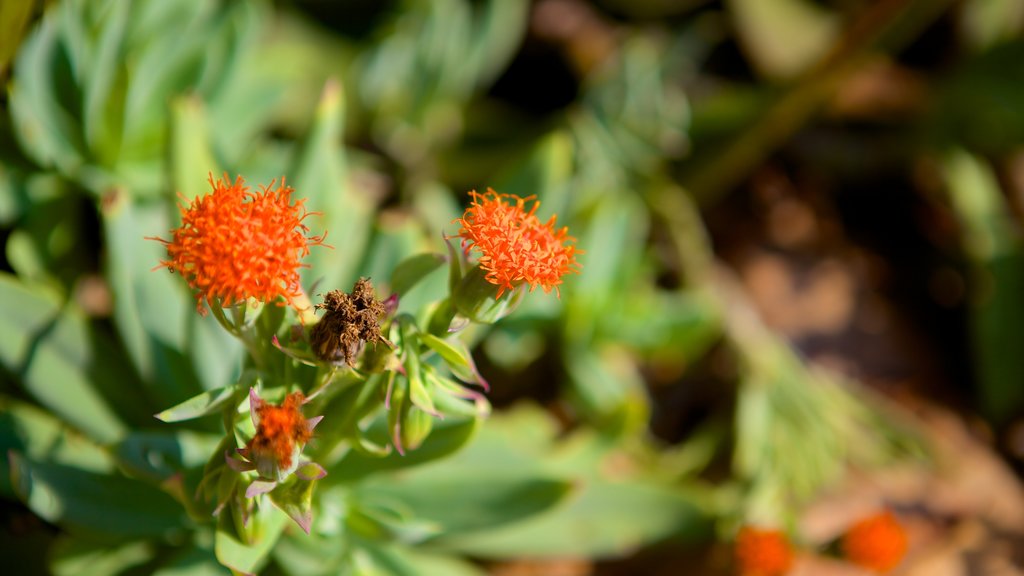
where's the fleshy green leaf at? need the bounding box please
[390,253,447,297]
[11,454,187,538]
[327,416,480,484]
[0,274,125,442]
[433,478,708,558]
[155,385,238,423]
[358,472,572,537]
[0,398,113,499]
[291,79,374,291]
[215,503,287,575]
[51,539,153,576]
[169,95,221,201]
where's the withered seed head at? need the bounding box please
[311,278,388,365]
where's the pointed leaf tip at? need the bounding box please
[245,479,277,498]
[296,461,327,481]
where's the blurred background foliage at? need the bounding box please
[1,0,1024,574]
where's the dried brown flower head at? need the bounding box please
[311,278,389,365]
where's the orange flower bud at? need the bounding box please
[841,511,907,573]
[735,526,794,576]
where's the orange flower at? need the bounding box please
[841,511,907,573]
[735,526,794,576]
[248,391,313,472]
[455,189,580,298]
[152,174,325,314]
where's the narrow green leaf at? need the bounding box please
[11,454,187,538]
[170,95,221,201]
[51,539,153,576]
[0,398,113,499]
[359,473,572,536]
[434,478,709,558]
[327,416,480,484]
[493,130,574,216]
[81,0,129,165]
[0,274,125,442]
[291,79,374,290]
[390,253,447,297]
[155,385,237,423]
[419,333,468,372]
[404,352,436,416]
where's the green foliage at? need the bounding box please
[1,0,1000,572]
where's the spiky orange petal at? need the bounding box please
[455,189,580,298]
[152,174,325,314]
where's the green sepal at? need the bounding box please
[268,474,318,534]
[451,266,519,324]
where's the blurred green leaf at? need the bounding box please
[418,404,710,558]
[564,346,650,438]
[327,416,480,484]
[170,95,221,200]
[0,0,34,78]
[0,274,125,442]
[291,79,374,292]
[933,39,1024,155]
[114,430,221,483]
[728,0,839,79]
[941,149,1024,423]
[215,503,287,575]
[492,129,573,217]
[960,0,1024,51]
[351,541,487,576]
[435,477,707,558]
[81,0,129,166]
[11,453,187,539]
[151,544,225,576]
[0,398,113,499]
[359,471,572,537]
[390,253,446,297]
[51,539,153,576]
[103,193,241,405]
[155,385,237,424]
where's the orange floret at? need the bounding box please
[735,526,794,576]
[249,392,312,470]
[841,511,908,573]
[152,174,326,314]
[455,189,581,298]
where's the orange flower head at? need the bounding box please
[841,511,907,573]
[152,174,326,314]
[455,189,581,299]
[248,391,314,476]
[735,526,794,576]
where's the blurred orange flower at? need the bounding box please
[735,526,794,576]
[455,188,580,298]
[249,391,313,471]
[153,174,325,314]
[841,511,907,573]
